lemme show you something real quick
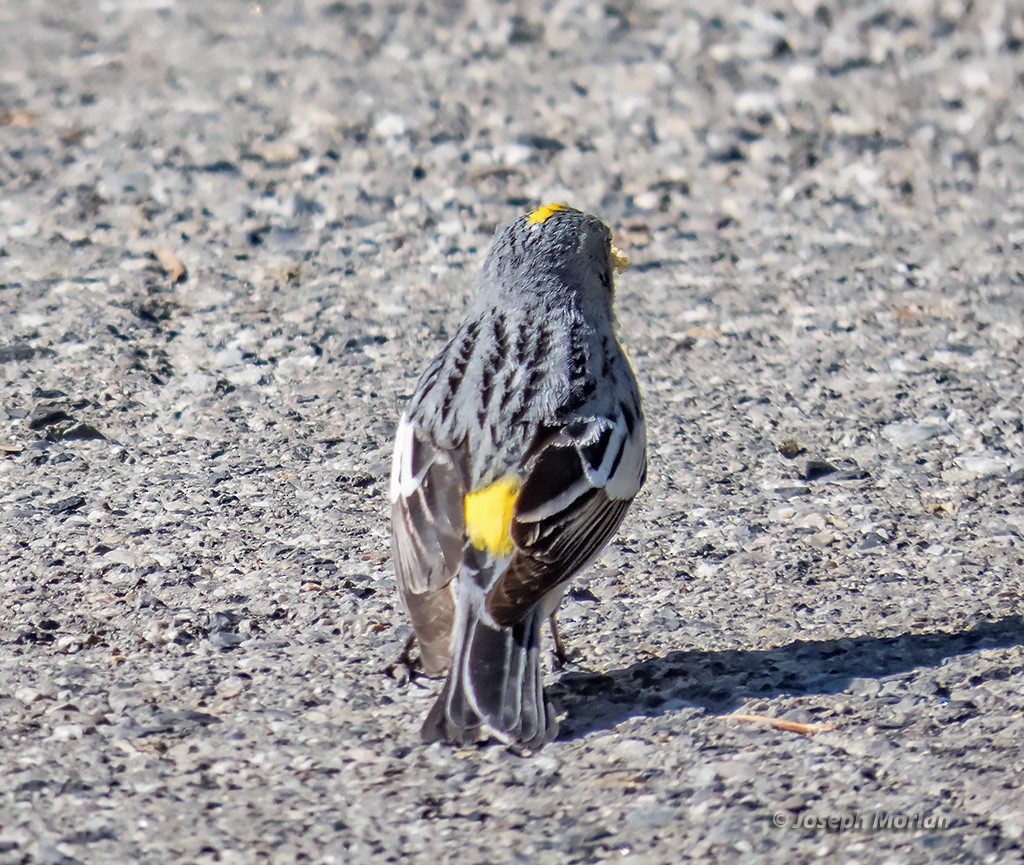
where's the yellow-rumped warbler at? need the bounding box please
[390,203,646,748]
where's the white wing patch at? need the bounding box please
[514,477,592,523]
[604,418,647,500]
[579,415,647,501]
[513,413,646,523]
[390,415,421,502]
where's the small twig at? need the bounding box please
[727,713,836,735]
[154,246,187,283]
[467,166,524,184]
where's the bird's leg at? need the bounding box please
[548,614,573,670]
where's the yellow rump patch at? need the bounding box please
[527,203,567,224]
[464,476,520,557]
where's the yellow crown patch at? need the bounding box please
[526,203,568,224]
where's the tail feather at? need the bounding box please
[421,581,557,748]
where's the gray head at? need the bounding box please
[475,204,629,321]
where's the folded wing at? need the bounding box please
[390,417,467,674]
[486,413,646,626]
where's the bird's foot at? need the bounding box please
[384,633,427,686]
[548,614,580,671]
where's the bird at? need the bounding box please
[390,203,646,749]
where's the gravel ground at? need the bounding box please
[2,1,1024,863]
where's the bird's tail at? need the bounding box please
[420,575,557,749]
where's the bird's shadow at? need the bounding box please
[549,614,1024,739]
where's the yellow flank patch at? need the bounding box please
[610,244,630,274]
[527,202,567,224]
[464,475,520,557]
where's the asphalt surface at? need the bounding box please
[1,1,1023,863]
